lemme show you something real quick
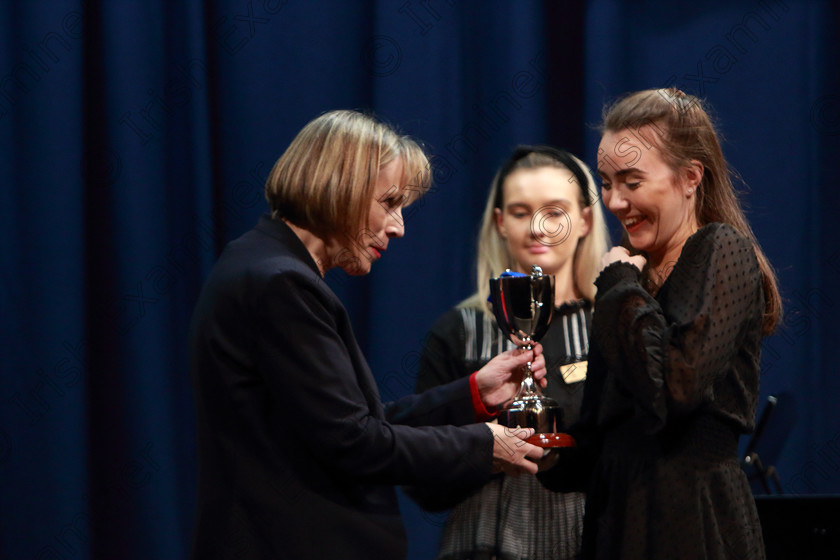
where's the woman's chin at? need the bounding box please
[515,256,570,277]
[338,259,372,276]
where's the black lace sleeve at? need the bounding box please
[591,223,764,434]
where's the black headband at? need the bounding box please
[492,145,593,209]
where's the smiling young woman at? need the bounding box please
[539,89,782,560]
[597,126,702,281]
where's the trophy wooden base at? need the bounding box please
[526,432,576,448]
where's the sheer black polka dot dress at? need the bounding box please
[548,223,767,559]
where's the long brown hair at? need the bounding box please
[600,89,781,334]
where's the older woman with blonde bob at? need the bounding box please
[189,110,546,560]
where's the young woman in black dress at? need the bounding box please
[540,89,782,559]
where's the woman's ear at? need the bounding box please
[494,207,506,238]
[578,205,592,239]
[683,160,704,195]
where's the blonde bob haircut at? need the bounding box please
[265,110,431,239]
[461,148,610,313]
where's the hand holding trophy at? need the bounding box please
[489,265,575,469]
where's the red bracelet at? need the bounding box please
[468,371,496,422]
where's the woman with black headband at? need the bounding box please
[410,146,609,559]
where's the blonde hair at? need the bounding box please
[461,148,609,312]
[600,88,781,334]
[265,110,431,239]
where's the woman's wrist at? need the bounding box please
[469,371,497,421]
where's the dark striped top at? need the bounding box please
[415,300,593,560]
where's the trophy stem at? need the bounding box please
[516,339,541,399]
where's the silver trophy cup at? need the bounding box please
[489,265,562,440]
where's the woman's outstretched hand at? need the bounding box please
[486,424,543,475]
[474,344,546,410]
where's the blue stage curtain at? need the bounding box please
[0,1,837,559]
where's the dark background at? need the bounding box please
[1,1,838,558]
